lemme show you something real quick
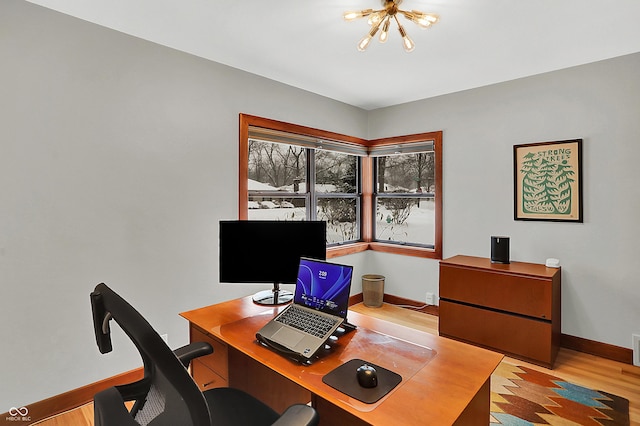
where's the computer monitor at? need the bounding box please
[219,220,326,305]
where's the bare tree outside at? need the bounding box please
[378,152,435,193]
[248,140,305,189]
[248,140,359,244]
[376,151,436,245]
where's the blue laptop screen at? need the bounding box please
[294,258,353,318]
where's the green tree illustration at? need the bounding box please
[548,160,575,214]
[520,152,574,215]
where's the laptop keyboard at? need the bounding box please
[276,305,339,338]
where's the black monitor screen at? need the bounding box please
[219,220,326,286]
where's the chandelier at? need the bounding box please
[343,0,439,52]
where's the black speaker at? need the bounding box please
[491,236,510,264]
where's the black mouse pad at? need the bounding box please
[322,358,402,404]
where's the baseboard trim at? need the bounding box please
[349,292,439,315]
[561,333,633,365]
[1,368,143,425]
[382,294,440,316]
[352,292,633,365]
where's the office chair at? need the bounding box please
[90,283,319,426]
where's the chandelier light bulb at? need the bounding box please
[402,34,415,52]
[344,9,373,21]
[418,11,439,23]
[357,20,383,51]
[367,11,385,26]
[357,34,374,51]
[379,17,391,43]
[410,11,439,28]
[397,23,415,52]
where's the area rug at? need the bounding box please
[490,363,630,425]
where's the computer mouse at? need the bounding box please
[356,364,378,388]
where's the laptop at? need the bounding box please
[256,257,353,361]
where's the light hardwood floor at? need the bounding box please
[352,303,640,425]
[34,302,640,425]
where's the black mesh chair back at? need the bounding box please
[91,283,210,425]
[90,283,319,426]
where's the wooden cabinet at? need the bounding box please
[189,325,229,390]
[438,255,561,368]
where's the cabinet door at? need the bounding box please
[191,359,229,390]
[439,301,553,366]
[440,265,553,319]
[190,326,229,380]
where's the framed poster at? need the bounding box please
[514,139,583,222]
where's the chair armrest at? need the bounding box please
[271,404,319,426]
[94,387,140,426]
[173,341,213,368]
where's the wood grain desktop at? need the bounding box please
[180,296,504,426]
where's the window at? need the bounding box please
[375,152,435,246]
[247,139,308,219]
[368,133,442,259]
[240,115,368,252]
[246,138,361,245]
[240,114,442,259]
[315,150,360,244]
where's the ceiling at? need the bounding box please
[25,0,640,110]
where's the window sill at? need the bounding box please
[326,242,369,259]
[326,241,441,260]
[368,242,441,259]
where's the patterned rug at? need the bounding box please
[491,363,630,425]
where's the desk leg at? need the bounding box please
[228,348,311,414]
[312,396,368,426]
[454,376,491,426]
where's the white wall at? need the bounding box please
[368,53,640,350]
[0,0,367,407]
[3,0,639,410]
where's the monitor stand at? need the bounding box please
[252,282,293,305]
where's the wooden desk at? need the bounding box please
[181,297,503,425]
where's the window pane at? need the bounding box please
[247,196,307,220]
[317,198,359,244]
[375,197,435,246]
[315,150,357,193]
[377,152,435,194]
[248,140,307,193]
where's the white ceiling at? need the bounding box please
[26,0,640,110]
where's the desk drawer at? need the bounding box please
[440,264,553,319]
[190,326,228,379]
[192,359,228,390]
[439,300,553,366]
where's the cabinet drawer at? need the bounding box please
[190,326,228,379]
[439,300,554,366]
[440,264,553,319]
[192,359,228,390]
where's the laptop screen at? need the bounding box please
[294,258,353,319]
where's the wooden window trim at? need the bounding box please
[239,113,443,260]
[367,131,443,259]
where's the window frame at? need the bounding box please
[366,133,443,259]
[239,114,442,260]
[313,148,362,245]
